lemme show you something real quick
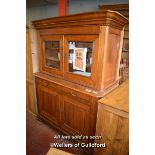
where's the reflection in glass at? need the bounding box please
[44,41,60,69]
[68,41,93,77]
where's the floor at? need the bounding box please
[26,112,88,155]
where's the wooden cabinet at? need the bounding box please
[35,74,96,139]
[33,11,128,90]
[33,10,128,147]
[94,80,129,155]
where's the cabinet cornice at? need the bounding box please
[32,10,128,30]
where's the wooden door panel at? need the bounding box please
[63,101,74,128]
[61,96,90,136]
[37,85,60,126]
[73,107,86,133]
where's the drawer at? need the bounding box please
[63,87,90,103]
[36,78,61,90]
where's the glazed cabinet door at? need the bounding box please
[39,35,63,76]
[37,84,60,126]
[61,96,90,136]
[64,35,99,88]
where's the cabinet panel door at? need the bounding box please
[39,35,63,76]
[61,96,90,136]
[37,84,60,126]
[64,35,99,88]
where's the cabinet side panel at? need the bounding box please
[113,116,129,155]
[102,27,124,89]
[96,26,108,90]
[94,105,129,155]
[95,106,118,155]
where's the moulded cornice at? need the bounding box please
[32,10,128,30]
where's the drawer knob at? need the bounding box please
[70,92,77,97]
[115,138,121,141]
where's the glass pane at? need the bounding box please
[68,41,93,77]
[44,41,60,69]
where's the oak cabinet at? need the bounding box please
[36,77,91,136]
[33,10,128,146]
[33,11,128,91]
[35,75,95,142]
